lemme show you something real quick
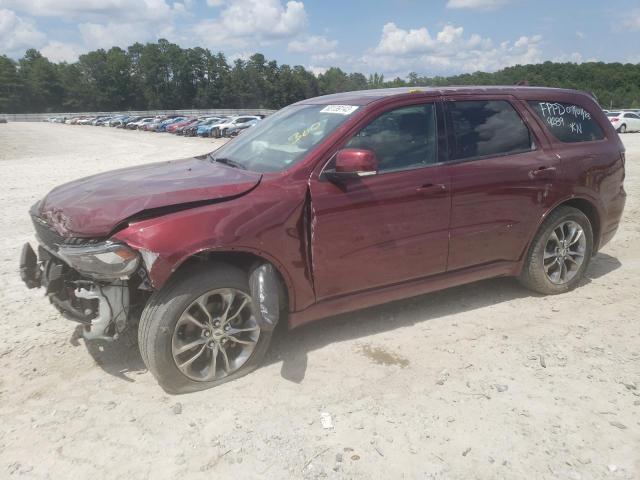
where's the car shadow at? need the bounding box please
[583,251,622,280]
[70,252,621,385]
[268,252,622,384]
[70,325,146,382]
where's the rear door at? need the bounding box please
[444,96,557,271]
[309,100,451,299]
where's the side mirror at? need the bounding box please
[325,148,378,181]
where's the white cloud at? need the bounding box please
[206,0,225,6]
[622,9,640,31]
[576,31,585,40]
[194,0,307,49]
[361,22,542,77]
[228,51,253,62]
[307,65,327,76]
[446,0,510,9]
[1,0,186,52]
[288,35,337,54]
[40,40,83,62]
[0,0,175,22]
[373,22,490,56]
[79,22,147,50]
[0,8,46,56]
[310,51,350,66]
[554,52,583,63]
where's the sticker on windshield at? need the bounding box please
[320,105,358,115]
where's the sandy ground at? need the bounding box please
[0,123,638,479]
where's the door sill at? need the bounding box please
[289,261,518,329]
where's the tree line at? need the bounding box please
[1,39,639,114]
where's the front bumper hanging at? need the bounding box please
[20,242,130,340]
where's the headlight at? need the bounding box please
[57,241,140,280]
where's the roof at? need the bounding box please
[298,86,592,106]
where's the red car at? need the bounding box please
[21,87,626,393]
[166,117,196,133]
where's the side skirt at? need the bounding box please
[288,260,521,329]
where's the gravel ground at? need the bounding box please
[0,123,639,479]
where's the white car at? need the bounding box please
[212,116,261,138]
[127,118,155,130]
[607,111,640,133]
[224,118,260,137]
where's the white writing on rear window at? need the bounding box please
[536,102,591,135]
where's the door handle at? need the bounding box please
[416,183,447,194]
[528,166,556,179]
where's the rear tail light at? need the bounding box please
[611,118,619,122]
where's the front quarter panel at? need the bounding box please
[113,179,314,311]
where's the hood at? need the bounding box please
[37,155,261,237]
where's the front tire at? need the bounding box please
[519,206,593,295]
[139,263,272,394]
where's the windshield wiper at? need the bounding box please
[208,155,247,170]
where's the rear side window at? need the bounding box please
[448,100,533,160]
[528,101,604,143]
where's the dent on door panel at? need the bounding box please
[447,152,555,271]
[309,170,450,300]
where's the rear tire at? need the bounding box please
[619,124,627,134]
[519,206,593,295]
[139,263,272,394]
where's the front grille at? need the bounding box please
[30,211,102,251]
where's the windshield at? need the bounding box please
[209,104,358,173]
[606,112,620,117]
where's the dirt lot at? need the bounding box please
[0,123,638,479]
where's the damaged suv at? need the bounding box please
[21,87,626,393]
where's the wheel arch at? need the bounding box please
[556,197,601,252]
[525,196,602,260]
[168,248,294,316]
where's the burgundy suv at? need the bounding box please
[21,87,626,393]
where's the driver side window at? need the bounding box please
[345,103,437,172]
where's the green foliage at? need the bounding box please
[403,61,640,108]
[1,41,639,113]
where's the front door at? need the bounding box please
[309,101,451,300]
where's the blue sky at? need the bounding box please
[0,0,639,78]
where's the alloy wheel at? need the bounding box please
[543,220,587,284]
[171,288,259,381]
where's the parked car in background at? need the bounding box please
[166,117,196,134]
[127,118,155,130]
[107,116,127,127]
[607,111,640,133]
[77,117,97,125]
[91,116,108,126]
[0,118,7,123]
[143,119,166,132]
[225,118,260,137]
[182,118,211,137]
[196,117,228,137]
[20,87,626,393]
[183,117,218,136]
[174,118,202,135]
[104,116,126,127]
[157,117,186,132]
[211,116,262,138]
[118,116,140,128]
